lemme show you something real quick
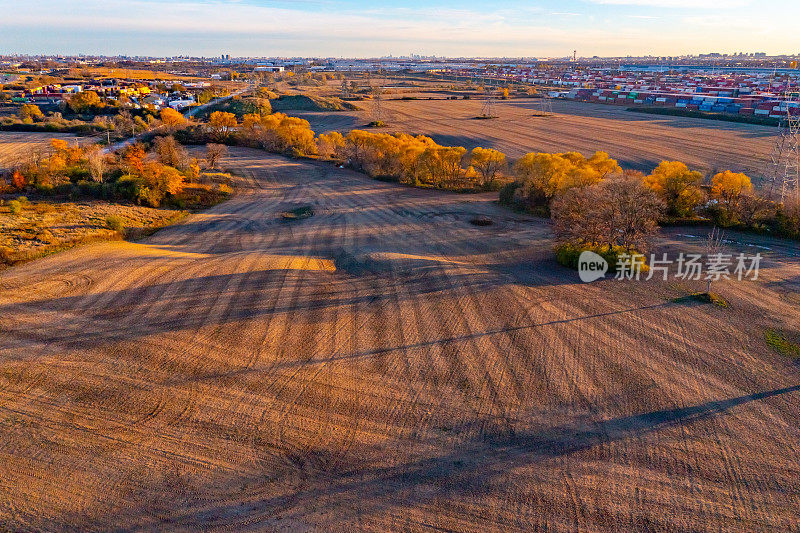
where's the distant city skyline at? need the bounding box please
[0,0,797,58]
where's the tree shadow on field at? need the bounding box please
[427,133,496,151]
[0,265,511,352]
[117,384,800,529]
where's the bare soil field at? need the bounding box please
[1,147,799,531]
[0,131,80,171]
[297,97,778,178]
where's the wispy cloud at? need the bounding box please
[586,0,750,6]
[0,0,795,56]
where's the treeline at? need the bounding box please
[176,110,508,191]
[331,131,506,190]
[501,151,800,243]
[2,103,168,139]
[1,137,231,209]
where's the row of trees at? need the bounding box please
[4,103,171,138]
[205,110,316,157]
[157,101,800,242]
[170,102,507,191]
[3,137,228,208]
[501,149,800,252]
[332,130,507,189]
[504,151,751,213]
[508,151,622,209]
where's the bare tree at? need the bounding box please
[737,193,775,227]
[205,143,228,169]
[551,173,664,251]
[705,227,724,294]
[153,136,189,170]
[114,111,135,140]
[85,145,106,183]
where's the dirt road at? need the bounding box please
[1,148,799,531]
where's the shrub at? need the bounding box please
[281,205,314,220]
[8,200,22,215]
[0,245,12,264]
[11,170,26,190]
[765,329,800,359]
[105,215,125,232]
[771,199,800,239]
[498,181,522,206]
[555,242,648,274]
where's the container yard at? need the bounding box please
[446,63,800,121]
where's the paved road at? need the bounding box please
[103,86,252,153]
[183,85,252,119]
[1,148,799,531]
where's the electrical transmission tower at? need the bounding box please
[766,83,800,203]
[371,83,385,123]
[536,89,554,117]
[340,79,350,99]
[481,88,497,118]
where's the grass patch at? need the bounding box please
[0,232,123,266]
[270,95,359,112]
[169,183,232,210]
[671,292,729,308]
[281,205,314,221]
[0,199,193,266]
[367,120,387,128]
[105,214,124,232]
[764,329,800,359]
[469,216,493,226]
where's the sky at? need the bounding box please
[0,0,797,58]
